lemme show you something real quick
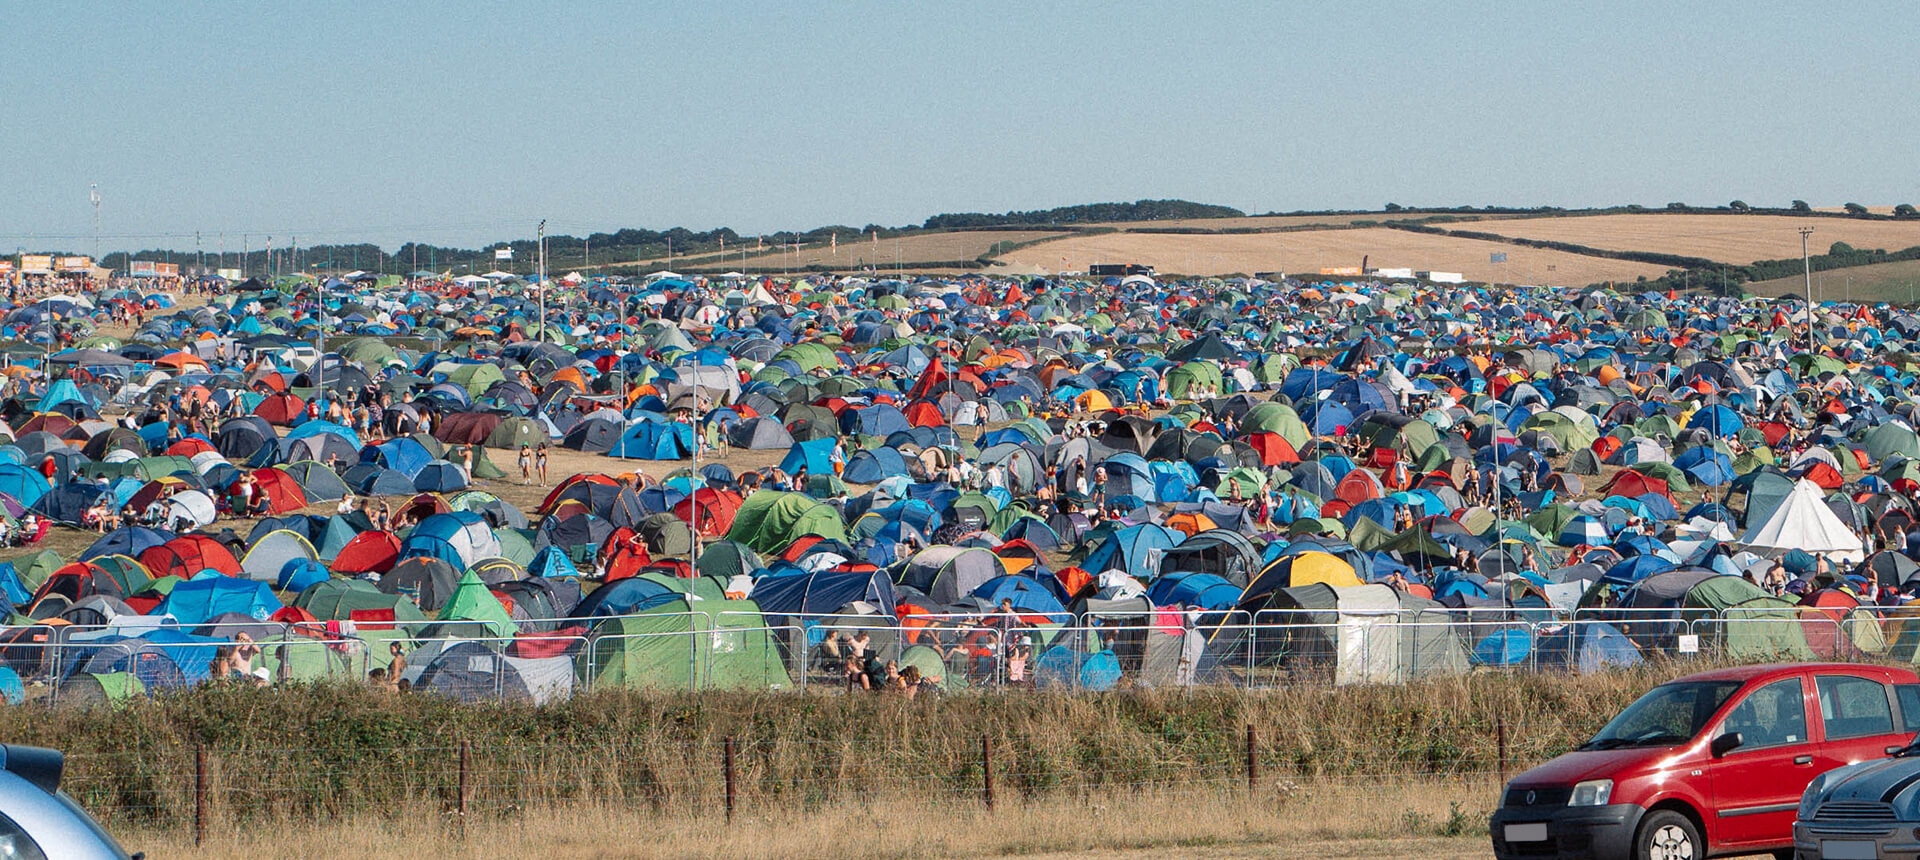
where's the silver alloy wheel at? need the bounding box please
[1647,823,1695,860]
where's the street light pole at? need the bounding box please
[1800,226,1814,355]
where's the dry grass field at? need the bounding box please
[119,778,1499,860]
[1077,211,1467,232]
[992,227,1672,284]
[1448,213,1920,265]
[1743,258,1920,302]
[593,229,1066,274]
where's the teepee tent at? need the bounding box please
[1738,478,1865,563]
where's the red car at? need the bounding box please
[1491,663,1920,860]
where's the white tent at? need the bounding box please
[1738,478,1864,562]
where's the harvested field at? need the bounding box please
[1447,213,1920,265]
[992,227,1671,284]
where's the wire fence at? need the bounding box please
[60,723,1519,844]
[3,600,1910,704]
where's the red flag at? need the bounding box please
[909,356,948,400]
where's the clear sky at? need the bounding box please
[4,0,1916,253]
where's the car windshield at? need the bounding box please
[1583,680,1744,750]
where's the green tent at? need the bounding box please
[257,634,360,682]
[579,597,791,691]
[437,571,516,638]
[13,550,63,591]
[726,491,850,553]
[1240,402,1308,449]
[1715,597,1816,661]
[1163,361,1223,399]
[294,579,430,626]
[447,363,508,398]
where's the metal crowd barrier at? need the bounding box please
[0,599,1909,703]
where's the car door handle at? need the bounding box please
[1794,755,1814,765]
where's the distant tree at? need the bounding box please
[1845,202,1869,215]
[1384,203,1403,212]
[1830,242,1856,255]
[1729,200,1751,211]
[1791,200,1812,212]
[1895,204,1918,218]
[1667,202,1689,211]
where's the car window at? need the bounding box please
[1898,685,1920,732]
[1721,678,1809,748]
[1586,680,1743,748]
[1817,675,1896,740]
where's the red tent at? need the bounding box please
[908,357,948,400]
[1334,470,1384,506]
[1244,432,1299,465]
[901,401,946,428]
[334,531,402,575]
[1599,470,1670,501]
[250,469,310,514]
[253,394,308,425]
[139,535,242,579]
[165,438,215,457]
[672,488,743,537]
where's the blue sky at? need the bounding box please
[4,1,1916,252]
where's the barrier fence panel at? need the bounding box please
[11,599,1920,704]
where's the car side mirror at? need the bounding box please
[1711,731,1743,758]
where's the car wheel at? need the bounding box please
[1635,811,1702,860]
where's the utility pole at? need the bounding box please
[1800,226,1815,355]
[537,219,547,342]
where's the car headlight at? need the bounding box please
[1569,779,1613,807]
[1799,774,1829,822]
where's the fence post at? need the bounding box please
[981,735,995,811]
[458,739,471,836]
[1497,717,1508,783]
[1245,724,1258,793]
[193,744,206,848]
[724,736,737,823]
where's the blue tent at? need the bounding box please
[527,546,580,579]
[1471,626,1533,666]
[780,438,838,475]
[36,379,88,411]
[1081,523,1183,578]
[840,405,910,438]
[159,572,284,625]
[1673,447,1736,487]
[1146,571,1240,612]
[749,568,895,618]
[0,464,52,507]
[400,512,489,569]
[277,558,330,593]
[80,526,175,562]
[361,437,432,478]
[1686,405,1744,438]
[286,419,362,450]
[609,420,694,459]
[969,575,1068,618]
[413,461,469,492]
[843,448,907,483]
[1033,647,1123,690]
[569,576,682,618]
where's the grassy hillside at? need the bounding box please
[1743,258,1920,302]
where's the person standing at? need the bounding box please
[535,443,549,485]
